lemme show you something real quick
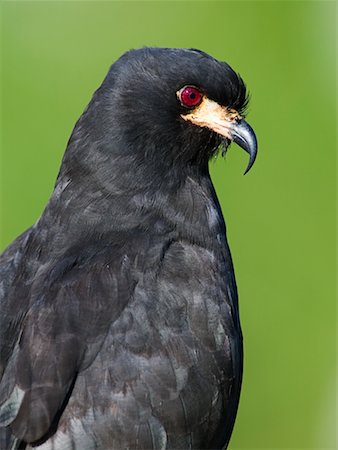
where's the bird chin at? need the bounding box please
[220,138,231,157]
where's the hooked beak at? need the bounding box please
[230,119,258,174]
[180,96,258,174]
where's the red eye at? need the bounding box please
[178,85,203,108]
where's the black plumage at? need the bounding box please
[0,48,257,449]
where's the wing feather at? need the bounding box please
[0,250,133,445]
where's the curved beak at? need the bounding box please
[230,119,257,174]
[180,96,258,174]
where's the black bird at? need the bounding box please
[0,48,257,449]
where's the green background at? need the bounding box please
[0,1,336,449]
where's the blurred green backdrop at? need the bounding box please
[0,1,336,449]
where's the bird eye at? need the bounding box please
[178,86,203,108]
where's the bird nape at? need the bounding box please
[0,47,257,450]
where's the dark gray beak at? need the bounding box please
[230,119,258,174]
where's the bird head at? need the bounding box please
[65,48,257,191]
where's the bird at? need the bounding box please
[0,47,257,450]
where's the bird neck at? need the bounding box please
[36,154,225,255]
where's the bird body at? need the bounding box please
[0,48,256,449]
